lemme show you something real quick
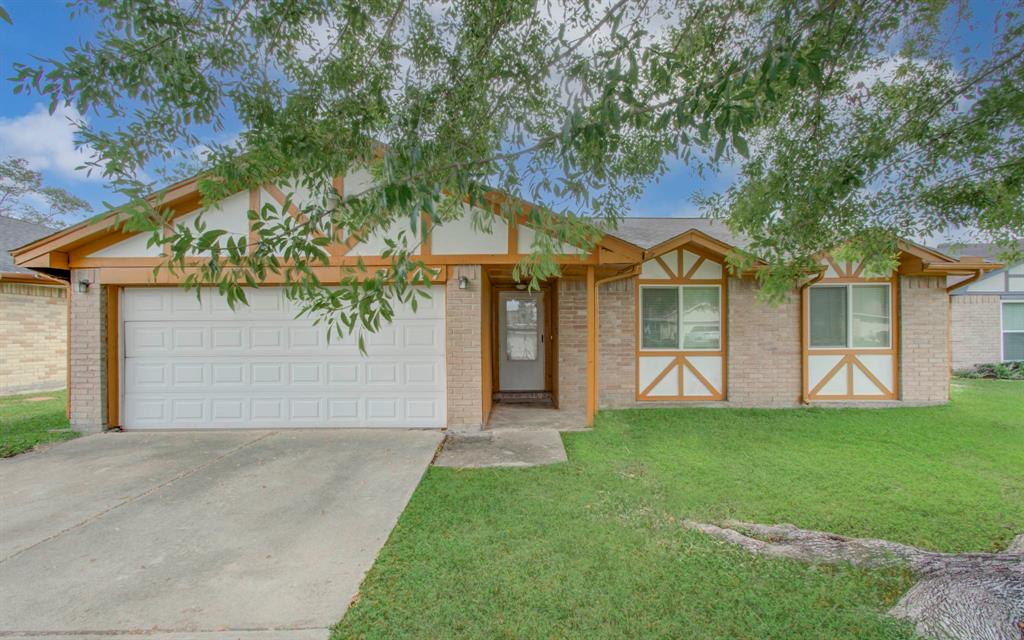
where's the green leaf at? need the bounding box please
[732,133,749,159]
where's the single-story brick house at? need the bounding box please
[10,171,997,432]
[943,242,1024,370]
[1,215,68,396]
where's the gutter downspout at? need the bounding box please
[799,270,826,404]
[946,270,983,293]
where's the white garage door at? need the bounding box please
[121,286,446,429]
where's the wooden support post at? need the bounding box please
[105,285,120,428]
[586,264,597,426]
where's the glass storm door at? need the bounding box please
[498,291,545,391]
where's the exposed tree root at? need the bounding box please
[682,520,1024,640]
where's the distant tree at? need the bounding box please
[0,157,90,227]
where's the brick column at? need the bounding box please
[69,268,107,433]
[726,277,802,406]
[446,265,483,430]
[900,276,950,403]
[597,278,635,409]
[557,278,587,413]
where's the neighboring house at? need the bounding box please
[942,241,1024,370]
[10,171,994,433]
[1,215,69,395]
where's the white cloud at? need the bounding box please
[0,103,103,181]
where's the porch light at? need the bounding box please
[458,275,469,290]
[77,279,92,293]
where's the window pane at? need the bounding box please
[682,286,720,349]
[809,286,848,347]
[641,288,679,349]
[505,298,538,360]
[852,285,890,348]
[1004,303,1024,332]
[1004,333,1024,361]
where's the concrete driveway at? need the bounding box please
[0,429,443,640]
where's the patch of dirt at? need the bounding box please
[24,396,57,402]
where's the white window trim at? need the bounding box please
[1001,300,1024,362]
[638,284,722,352]
[808,282,892,350]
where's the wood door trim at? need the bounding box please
[490,283,554,394]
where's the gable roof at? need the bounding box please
[1,216,61,274]
[5,166,999,280]
[937,240,1024,263]
[611,217,747,250]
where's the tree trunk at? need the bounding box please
[682,521,1024,640]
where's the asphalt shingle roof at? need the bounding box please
[611,217,747,250]
[1,215,60,274]
[937,240,1024,263]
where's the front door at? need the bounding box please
[498,291,545,391]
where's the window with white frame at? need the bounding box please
[640,285,721,350]
[1003,301,1024,361]
[809,284,891,349]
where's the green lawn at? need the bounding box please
[333,379,1024,640]
[0,390,77,457]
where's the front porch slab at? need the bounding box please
[433,430,568,468]
[486,403,588,431]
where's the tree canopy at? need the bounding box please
[0,156,90,227]
[7,0,1023,335]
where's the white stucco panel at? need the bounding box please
[431,203,508,255]
[88,229,164,258]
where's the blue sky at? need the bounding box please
[0,0,1002,227]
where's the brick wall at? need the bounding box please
[597,278,635,408]
[727,277,802,406]
[446,265,483,429]
[950,295,1002,370]
[0,282,67,395]
[557,278,587,413]
[69,269,107,432]
[900,276,949,403]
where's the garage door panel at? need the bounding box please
[122,286,445,429]
[125,358,445,394]
[127,321,442,357]
[127,286,445,321]
[124,393,445,429]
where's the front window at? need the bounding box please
[505,297,539,361]
[809,284,891,349]
[1003,302,1024,361]
[640,285,721,350]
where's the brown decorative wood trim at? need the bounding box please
[655,255,676,279]
[803,268,900,401]
[248,188,260,252]
[71,252,600,270]
[635,247,728,402]
[105,286,121,428]
[263,182,326,239]
[683,256,706,280]
[635,354,724,401]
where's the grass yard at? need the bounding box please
[334,379,1024,639]
[0,391,77,457]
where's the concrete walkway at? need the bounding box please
[434,430,568,468]
[0,429,442,640]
